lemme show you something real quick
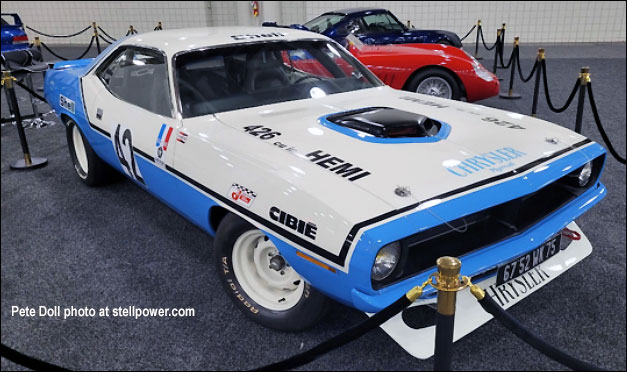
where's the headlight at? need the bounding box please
[473,65,495,82]
[577,161,593,187]
[371,242,400,281]
[463,50,494,82]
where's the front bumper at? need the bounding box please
[370,221,593,359]
[350,178,605,313]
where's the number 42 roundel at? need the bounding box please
[113,124,145,185]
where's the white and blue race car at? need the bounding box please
[44,27,607,358]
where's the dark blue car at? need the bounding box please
[302,8,462,48]
[1,13,29,52]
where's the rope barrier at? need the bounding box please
[479,26,498,50]
[0,344,68,371]
[99,34,113,45]
[499,44,515,69]
[587,83,627,164]
[516,54,539,82]
[40,37,95,61]
[255,282,429,371]
[459,24,477,41]
[469,286,606,371]
[97,26,117,42]
[15,79,48,103]
[541,60,579,113]
[25,25,91,38]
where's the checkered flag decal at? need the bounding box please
[231,183,257,197]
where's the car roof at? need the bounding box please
[322,8,388,16]
[117,26,326,56]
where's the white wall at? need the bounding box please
[2,1,625,44]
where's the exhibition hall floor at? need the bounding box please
[2,42,625,370]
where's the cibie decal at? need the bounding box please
[59,94,75,114]
[445,147,527,177]
[155,124,174,169]
[113,124,144,184]
[229,183,257,208]
[269,206,317,240]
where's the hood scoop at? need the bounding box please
[325,107,442,138]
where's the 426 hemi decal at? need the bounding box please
[306,150,371,182]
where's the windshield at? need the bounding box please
[303,14,344,33]
[175,40,382,118]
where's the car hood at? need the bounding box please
[350,42,469,60]
[215,86,590,210]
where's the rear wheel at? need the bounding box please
[406,68,462,100]
[214,213,328,331]
[66,119,116,186]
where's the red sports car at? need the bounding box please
[346,42,499,102]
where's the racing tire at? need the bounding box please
[66,119,116,186]
[214,213,328,331]
[406,68,463,100]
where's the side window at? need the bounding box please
[97,47,172,117]
[361,13,404,33]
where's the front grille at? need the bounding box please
[373,155,604,289]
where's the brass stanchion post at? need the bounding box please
[499,36,522,99]
[531,48,545,116]
[492,28,502,74]
[33,36,41,52]
[474,20,482,59]
[433,256,462,371]
[497,23,506,69]
[574,67,590,134]
[92,22,101,54]
[2,71,48,170]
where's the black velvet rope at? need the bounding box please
[542,60,579,113]
[479,26,498,50]
[97,26,117,42]
[99,34,113,45]
[516,52,539,82]
[40,37,95,61]
[25,25,90,38]
[1,343,69,371]
[460,24,477,41]
[499,44,515,69]
[15,79,48,102]
[477,295,605,371]
[253,295,412,371]
[587,83,627,164]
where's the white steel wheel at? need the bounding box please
[72,124,89,178]
[231,230,305,311]
[416,76,453,99]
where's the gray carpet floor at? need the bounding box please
[1,42,625,371]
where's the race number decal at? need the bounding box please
[113,124,145,184]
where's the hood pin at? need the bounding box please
[545,137,560,144]
[395,186,411,197]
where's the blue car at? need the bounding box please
[1,13,29,52]
[302,8,462,47]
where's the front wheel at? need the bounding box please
[214,214,328,331]
[406,68,462,100]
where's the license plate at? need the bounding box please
[496,234,563,286]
